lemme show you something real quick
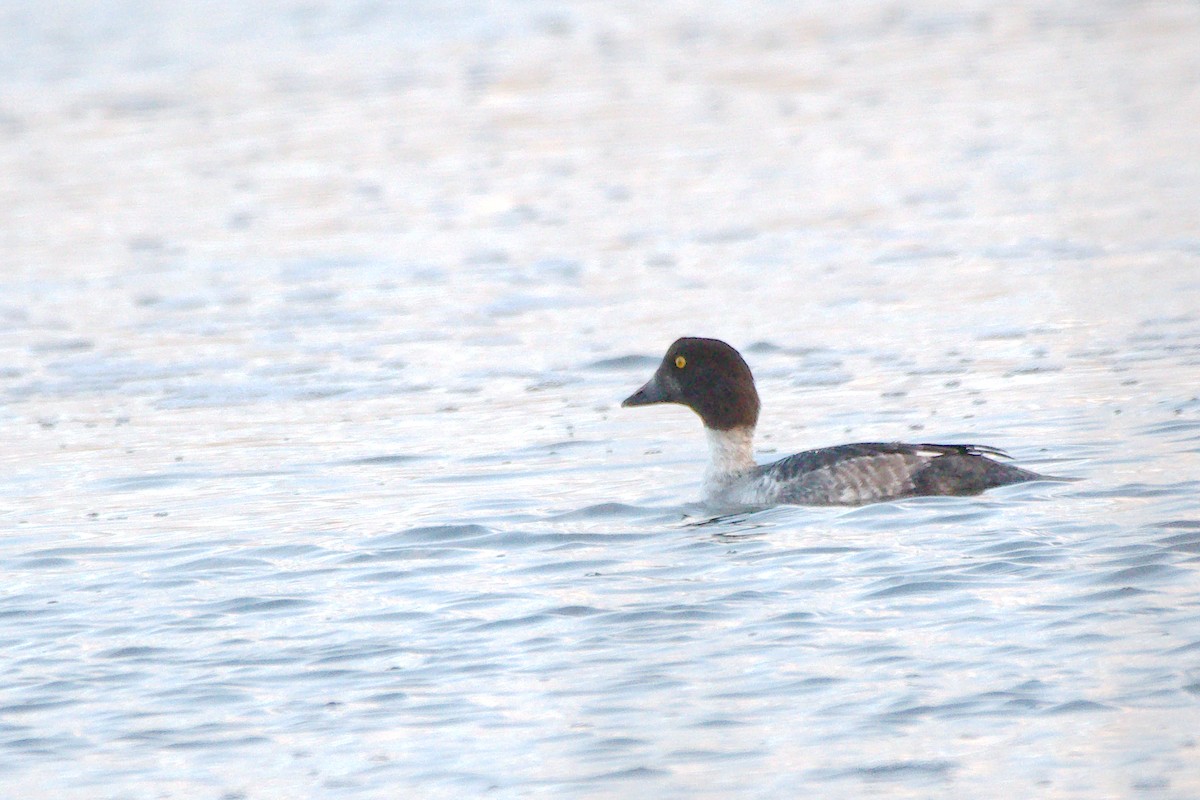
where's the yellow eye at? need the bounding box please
[675,355,687,369]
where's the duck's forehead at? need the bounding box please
[665,337,730,366]
[670,337,705,354]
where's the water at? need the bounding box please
[3,1,1200,797]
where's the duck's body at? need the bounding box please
[623,337,1055,508]
[703,436,1044,507]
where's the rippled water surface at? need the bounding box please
[3,1,1200,797]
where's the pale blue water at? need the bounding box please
[3,2,1200,798]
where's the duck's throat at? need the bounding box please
[704,426,757,491]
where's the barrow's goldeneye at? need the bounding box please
[622,337,1058,507]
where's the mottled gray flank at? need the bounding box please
[721,443,1048,507]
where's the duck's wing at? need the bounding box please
[910,442,1013,460]
[755,442,1044,506]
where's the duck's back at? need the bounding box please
[739,442,1045,506]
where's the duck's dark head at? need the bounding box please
[622,337,760,430]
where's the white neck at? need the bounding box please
[703,426,757,494]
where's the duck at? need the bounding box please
[622,337,1057,507]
